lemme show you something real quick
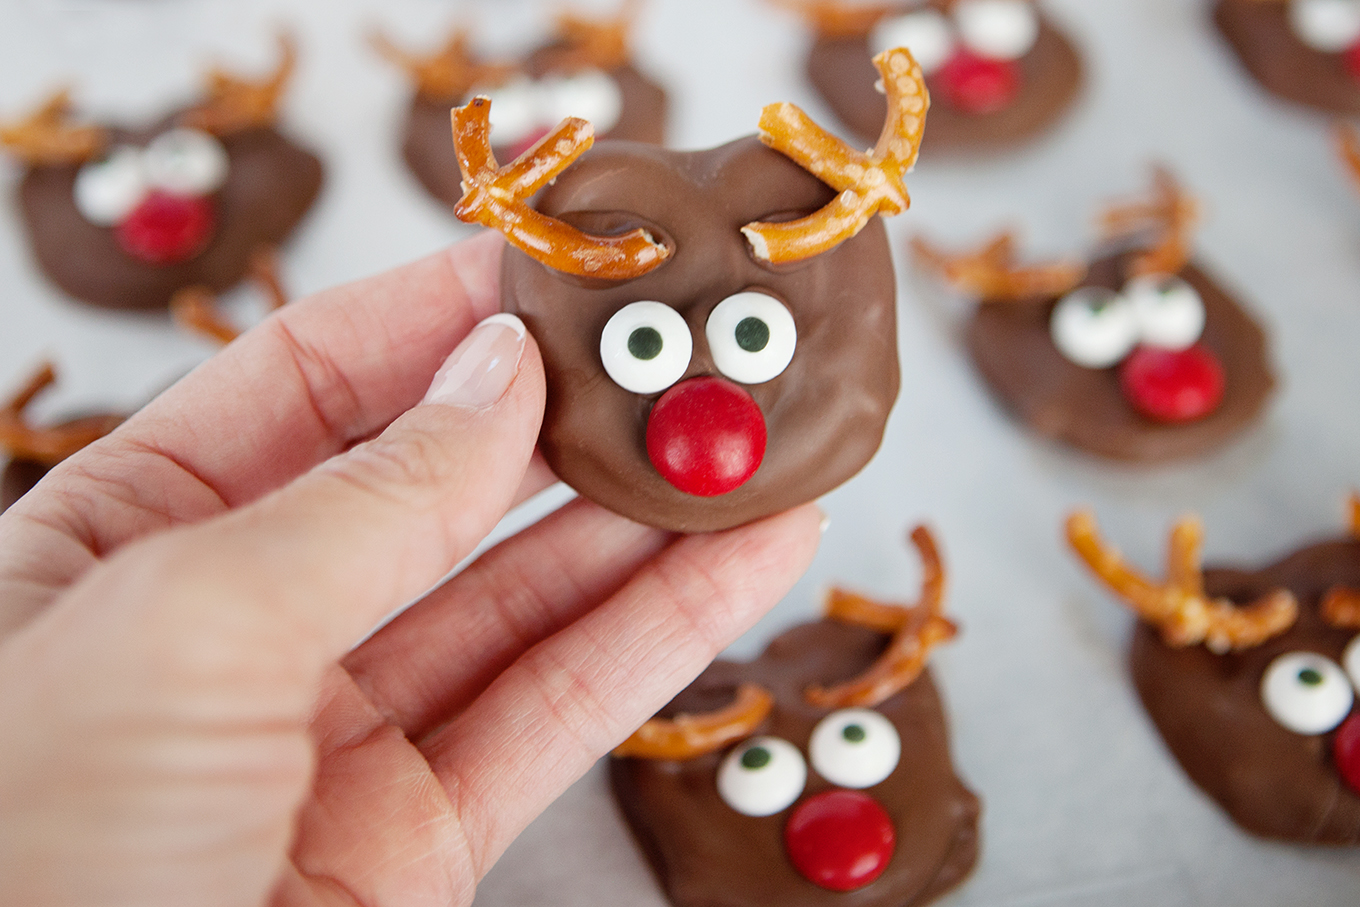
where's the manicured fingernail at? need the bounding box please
[818,509,830,534]
[423,313,526,409]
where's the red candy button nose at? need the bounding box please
[1346,42,1360,81]
[1119,343,1225,423]
[116,190,216,265]
[645,376,766,497]
[1334,712,1360,795]
[784,790,895,892]
[937,49,1020,114]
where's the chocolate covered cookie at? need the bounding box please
[914,169,1275,463]
[0,35,323,312]
[450,48,927,531]
[1214,0,1360,114]
[1068,504,1360,843]
[612,526,979,906]
[777,0,1081,155]
[374,5,667,210]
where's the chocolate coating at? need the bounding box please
[964,252,1274,462]
[1132,537,1360,843]
[400,62,667,210]
[1,458,49,512]
[1214,0,1360,115]
[17,114,323,311]
[611,619,980,907]
[806,7,1081,155]
[501,136,900,533]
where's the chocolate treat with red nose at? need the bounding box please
[1068,504,1360,843]
[0,36,323,312]
[453,48,926,531]
[1214,0,1360,115]
[776,0,1080,155]
[611,527,979,907]
[914,169,1275,463]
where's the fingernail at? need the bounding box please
[423,313,526,409]
[818,508,830,534]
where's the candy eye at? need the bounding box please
[808,708,901,789]
[481,78,542,146]
[1289,0,1360,52]
[1049,287,1139,368]
[704,291,796,385]
[74,145,147,225]
[954,0,1040,60]
[1125,274,1205,351]
[1344,634,1360,691]
[717,736,808,817]
[544,70,623,134]
[600,301,693,394]
[870,10,957,75]
[143,128,229,196]
[1261,652,1355,735]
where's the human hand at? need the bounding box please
[0,232,823,907]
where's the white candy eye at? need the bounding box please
[955,0,1040,60]
[74,145,147,225]
[704,292,796,385]
[143,128,229,196]
[870,10,957,75]
[480,78,542,147]
[1125,274,1206,351]
[1261,651,1354,735]
[717,736,807,817]
[600,301,693,394]
[808,708,901,789]
[544,70,623,134]
[1343,635,1360,691]
[1049,287,1139,368]
[1289,0,1360,52]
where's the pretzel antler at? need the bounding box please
[1337,124,1360,194]
[911,231,1088,302]
[0,364,122,465]
[805,526,958,709]
[1317,492,1360,629]
[1066,510,1298,653]
[550,1,640,72]
[613,684,774,760]
[768,0,895,38]
[1098,166,1200,279]
[0,89,106,166]
[742,47,928,264]
[370,27,516,102]
[182,33,298,135]
[450,97,670,279]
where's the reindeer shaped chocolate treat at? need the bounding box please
[374,2,666,210]
[913,169,1275,462]
[0,35,323,312]
[773,0,1080,155]
[1068,503,1360,843]
[1215,0,1360,114]
[611,526,979,906]
[450,47,926,531]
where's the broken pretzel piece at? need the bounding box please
[0,89,107,166]
[0,363,123,466]
[769,0,895,38]
[742,47,928,264]
[550,1,640,72]
[183,32,298,135]
[370,27,516,103]
[451,96,669,279]
[613,684,774,760]
[1098,166,1200,279]
[911,231,1087,302]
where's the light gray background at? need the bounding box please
[1,0,1358,904]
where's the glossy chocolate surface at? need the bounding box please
[965,251,1274,462]
[1214,0,1360,115]
[501,136,899,533]
[611,619,980,907]
[1132,538,1360,843]
[18,114,323,311]
[806,6,1081,155]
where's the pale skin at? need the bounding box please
[0,231,822,907]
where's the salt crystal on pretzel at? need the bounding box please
[742,47,928,264]
[911,230,1088,301]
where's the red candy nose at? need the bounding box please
[937,49,1020,114]
[1119,343,1225,423]
[645,376,766,496]
[784,790,895,892]
[115,191,216,265]
[1346,42,1360,81]
[1334,712,1360,795]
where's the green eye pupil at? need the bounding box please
[1298,667,1324,686]
[628,327,663,360]
[842,724,867,743]
[741,746,772,770]
[735,317,770,353]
